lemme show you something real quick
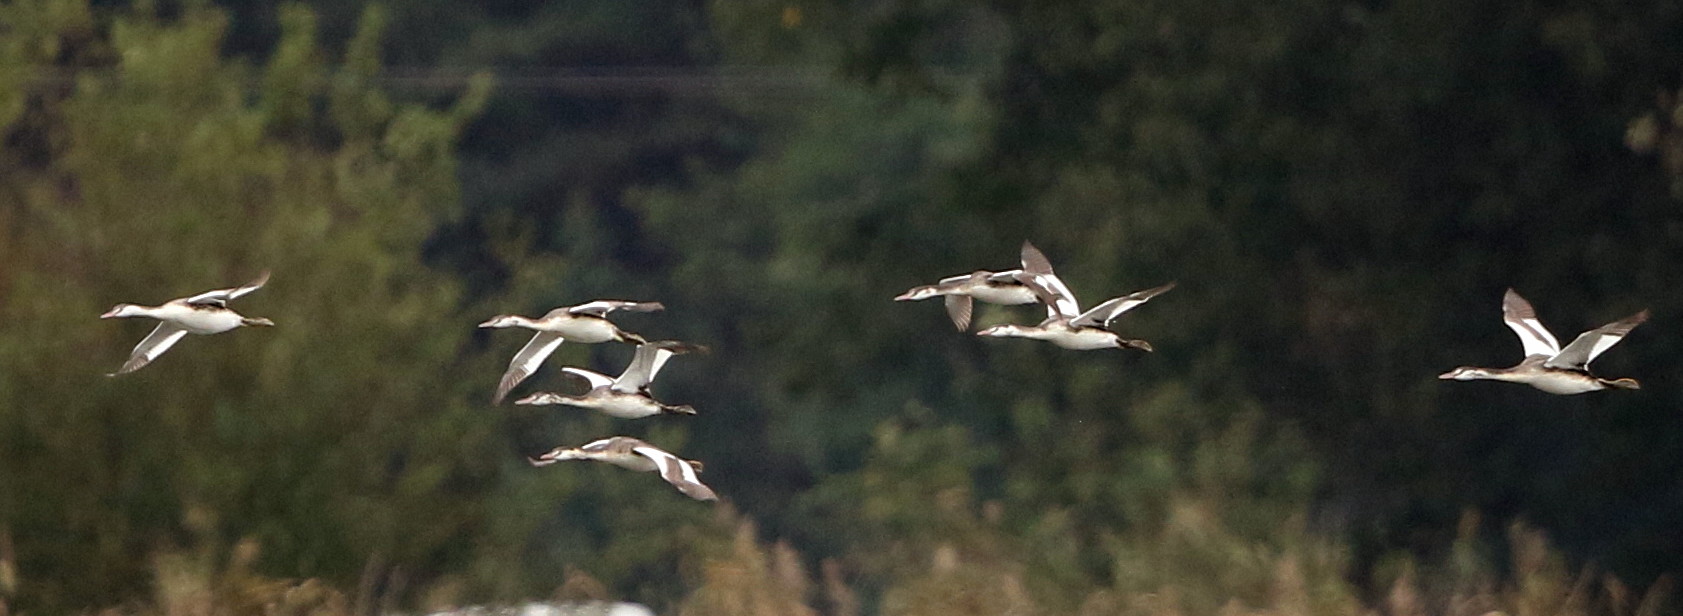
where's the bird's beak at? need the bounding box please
[99,308,121,319]
[512,393,550,405]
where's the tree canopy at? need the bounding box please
[3,0,1683,613]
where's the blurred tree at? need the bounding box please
[1625,85,1683,198]
[705,0,1683,588]
[0,1,522,609]
[8,0,1683,611]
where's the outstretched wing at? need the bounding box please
[986,270,1024,284]
[560,366,615,390]
[184,271,271,306]
[109,322,189,376]
[1015,272,1073,323]
[614,340,704,393]
[1501,288,1561,358]
[1019,241,1080,318]
[493,332,565,404]
[579,437,620,453]
[1071,282,1177,328]
[632,445,718,501]
[1545,310,1648,370]
[528,437,619,466]
[567,300,665,317]
[943,294,974,331]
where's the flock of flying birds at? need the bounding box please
[98,242,1649,500]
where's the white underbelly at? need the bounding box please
[968,285,1038,305]
[1527,377,1603,395]
[548,318,618,343]
[1049,329,1119,350]
[161,306,244,334]
[588,395,663,419]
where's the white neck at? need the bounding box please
[483,315,541,329]
[113,305,167,318]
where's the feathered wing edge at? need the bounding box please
[108,322,188,376]
[492,332,565,403]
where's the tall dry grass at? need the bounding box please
[85,504,1669,616]
[664,508,1669,616]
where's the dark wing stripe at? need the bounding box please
[1072,282,1175,328]
[1544,310,1648,370]
[1501,288,1562,357]
[493,332,564,403]
[109,323,188,376]
[184,271,270,304]
[635,445,718,501]
[568,300,665,317]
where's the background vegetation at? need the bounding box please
[2,0,1682,613]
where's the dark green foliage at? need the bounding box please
[0,0,504,608]
[6,0,1683,613]
[745,0,1683,589]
